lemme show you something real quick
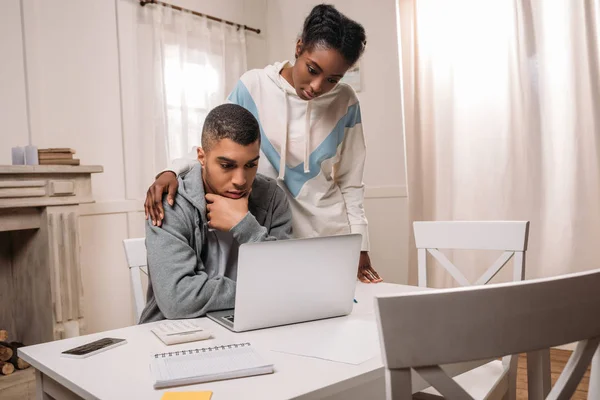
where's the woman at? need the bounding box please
[145,4,382,283]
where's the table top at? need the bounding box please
[20,283,427,399]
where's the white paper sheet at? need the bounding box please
[268,318,381,365]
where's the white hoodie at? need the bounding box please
[168,61,370,250]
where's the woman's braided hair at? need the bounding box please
[299,4,366,66]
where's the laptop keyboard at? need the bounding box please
[224,315,235,323]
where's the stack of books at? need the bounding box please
[38,148,80,165]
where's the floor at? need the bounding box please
[516,349,591,399]
[413,348,592,400]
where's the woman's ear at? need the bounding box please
[295,39,303,59]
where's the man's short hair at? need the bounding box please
[201,104,260,151]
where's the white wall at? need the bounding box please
[1,0,268,334]
[0,0,407,334]
[264,0,409,283]
[0,0,30,164]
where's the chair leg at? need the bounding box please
[589,345,600,400]
[386,369,413,400]
[527,349,551,400]
[503,355,518,400]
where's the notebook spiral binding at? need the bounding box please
[153,342,252,358]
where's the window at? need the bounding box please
[163,45,220,160]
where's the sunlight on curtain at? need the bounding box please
[130,4,247,197]
[400,0,600,286]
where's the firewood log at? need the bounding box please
[0,360,14,375]
[0,344,13,362]
[7,342,30,370]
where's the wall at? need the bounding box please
[0,0,29,164]
[0,0,268,334]
[264,0,409,284]
[0,0,407,334]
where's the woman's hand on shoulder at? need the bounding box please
[144,172,179,227]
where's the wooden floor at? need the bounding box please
[516,349,591,399]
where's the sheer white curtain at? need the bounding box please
[399,0,600,286]
[131,4,247,197]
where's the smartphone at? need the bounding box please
[61,337,127,359]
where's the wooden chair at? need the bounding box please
[122,238,148,323]
[375,268,600,400]
[413,221,530,288]
[412,221,532,399]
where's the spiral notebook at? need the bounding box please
[150,343,274,389]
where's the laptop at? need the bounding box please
[206,234,361,332]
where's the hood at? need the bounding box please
[264,61,312,179]
[177,164,208,225]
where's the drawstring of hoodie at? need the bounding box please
[278,92,312,180]
[304,101,311,173]
[278,92,289,180]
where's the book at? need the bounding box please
[38,148,76,154]
[151,320,212,346]
[150,343,274,389]
[39,152,74,160]
[39,158,80,166]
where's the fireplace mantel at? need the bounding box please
[0,165,103,346]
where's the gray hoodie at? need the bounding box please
[139,164,292,323]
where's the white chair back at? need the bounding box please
[375,269,600,400]
[413,221,530,287]
[122,238,148,323]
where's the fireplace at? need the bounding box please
[0,164,102,344]
[0,165,102,398]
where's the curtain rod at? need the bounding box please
[139,0,261,34]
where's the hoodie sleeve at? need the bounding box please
[333,100,370,251]
[145,198,235,319]
[230,184,293,243]
[157,147,199,178]
[227,78,253,109]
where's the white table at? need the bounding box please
[20,282,487,400]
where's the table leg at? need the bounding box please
[35,370,51,400]
[35,370,85,400]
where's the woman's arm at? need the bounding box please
[333,102,382,283]
[144,147,198,226]
[333,103,370,250]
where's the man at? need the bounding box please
[139,104,292,323]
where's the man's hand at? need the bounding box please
[205,193,250,231]
[358,251,383,283]
[144,171,179,227]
